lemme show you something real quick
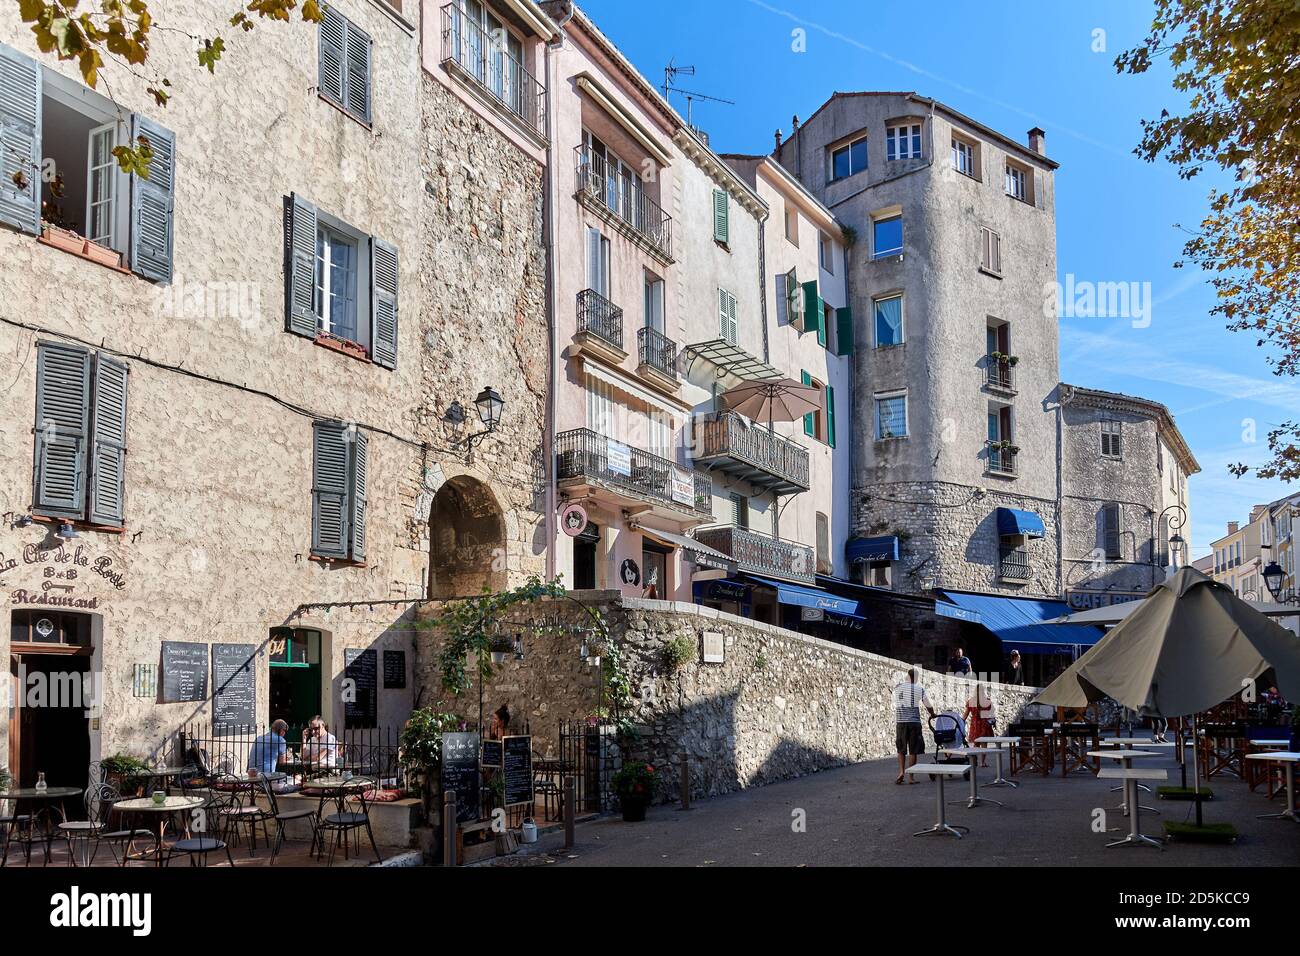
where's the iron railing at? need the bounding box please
[692,524,815,583]
[553,719,613,814]
[986,440,1018,476]
[176,722,405,789]
[574,147,673,260]
[986,357,1016,392]
[440,3,546,138]
[577,288,624,351]
[999,548,1031,581]
[692,410,811,492]
[637,326,677,380]
[555,428,712,517]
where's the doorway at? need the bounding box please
[268,628,323,742]
[9,610,93,791]
[573,521,600,590]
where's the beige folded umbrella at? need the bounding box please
[1035,566,1300,716]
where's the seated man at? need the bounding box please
[301,715,338,768]
[248,719,290,775]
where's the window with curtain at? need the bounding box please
[874,295,903,347]
[875,393,907,439]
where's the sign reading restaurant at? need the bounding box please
[1,541,128,609]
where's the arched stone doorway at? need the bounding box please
[429,475,507,599]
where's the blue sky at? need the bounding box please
[579,0,1296,556]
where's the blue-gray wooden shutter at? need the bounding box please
[33,342,91,519]
[88,354,128,525]
[344,19,372,124]
[318,5,347,108]
[349,429,367,561]
[712,188,729,244]
[0,42,41,236]
[370,237,398,368]
[129,114,175,283]
[285,193,318,337]
[312,420,350,558]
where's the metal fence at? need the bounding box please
[577,288,623,350]
[638,326,677,380]
[176,721,404,789]
[555,719,613,814]
[574,147,674,259]
[439,2,546,137]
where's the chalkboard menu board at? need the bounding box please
[481,739,503,768]
[382,650,406,689]
[161,641,208,703]
[212,644,256,736]
[441,731,480,825]
[502,734,533,807]
[344,648,377,728]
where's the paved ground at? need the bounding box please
[513,742,1299,867]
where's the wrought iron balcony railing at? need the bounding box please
[986,440,1018,476]
[576,289,624,352]
[986,357,1016,392]
[999,547,1031,581]
[692,411,810,495]
[637,326,677,381]
[574,147,673,260]
[555,428,712,517]
[440,3,547,138]
[692,524,815,584]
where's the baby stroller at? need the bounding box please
[926,710,969,779]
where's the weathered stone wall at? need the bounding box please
[414,593,1039,802]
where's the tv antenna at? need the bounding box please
[662,60,734,131]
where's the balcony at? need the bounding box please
[692,525,815,584]
[637,326,678,390]
[986,440,1018,477]
[575,289,625,363]
[440,3,547,140]
[574,147,673,262]
[692,411,810,495]
[985,356,1016,394]
[555,428,712,520]
[998,547,1031,582]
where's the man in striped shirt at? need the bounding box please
[894,669,936,784]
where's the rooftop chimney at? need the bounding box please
[774,128,783,151]
[791,114,800,134]
[1027,127,1046,155]
[1228,521,1240,534]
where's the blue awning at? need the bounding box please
[744,575,861,616]
[846,535,900,563]
[996,507,1045,538]
[938,590,1104,651]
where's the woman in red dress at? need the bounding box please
[964,684,997,766]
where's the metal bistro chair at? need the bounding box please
[211,773,274,856]
[316,776,383,866]
[260,776,320,864]
[0,796,34,867]
[59,784,152,867]
[168,783,236,868]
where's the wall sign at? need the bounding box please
[1066,589,1146,610]
[619,558,641,587]
[480,739,503,768]
[2,542,128,610]
[701,630,724,664]
[502,734,534,807]
[161,641,209,702]
[133,663,158,698]
[344,648,378,728]
[440,731,481,824]
[670,466,694,505]
[560,502,589,537]
[382,649,406,689]
[212,644,256,736]
[607,441,632,477]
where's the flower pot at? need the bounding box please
[620,795,647,822]
[41,224,84,254]
[83,239,122,268]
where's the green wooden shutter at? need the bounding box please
[33,342,91,519]
[0,42,42,236]
[343,17,372,124]
[835,306,854,355]
[129,114,175,283]
[349,429,368,561]
[826,384,836,449]
[712,189,729,245]
[801,369,814,436]
[312,420,350,558]
[285,193,318,337]
[87,354,128,526]
[370,237,398,369]
[802,281,823,336]
[319,5,347,108]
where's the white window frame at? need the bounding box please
[1005,161,1028,201]
[829,135,868,181]
[952,136,976,177]
[874,390,908,440]
[314,211,371,350]
[873,214,903,258]
[1100,420,1123,460]
[886,122,922,161]
[872,293,904,348]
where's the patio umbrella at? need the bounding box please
[720,377,822,434]
[1034,566,1300,714]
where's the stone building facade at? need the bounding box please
[0,0,552,788]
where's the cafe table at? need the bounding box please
[974,736,1020,788]
[1245,752,1300,822]
[0,786,82,866]
[1088,750,1160,816]
[904,763,972,839]
[1246,740,1289,794]
[942,747,1005,809]
[113,795,206,867]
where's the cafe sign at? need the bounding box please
[0,542,128,610]
[1066,589,1146,610]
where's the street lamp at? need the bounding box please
[451,386,506,451]
[1156,503,1187,578]
[1263,560,1286,601]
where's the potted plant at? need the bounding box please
[101,753,150,795]
[1007,354,1019,366]
[399,708,460,817]
[611,760,657,821]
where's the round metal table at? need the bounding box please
[114,795,206,867]
[0,786,82,866]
